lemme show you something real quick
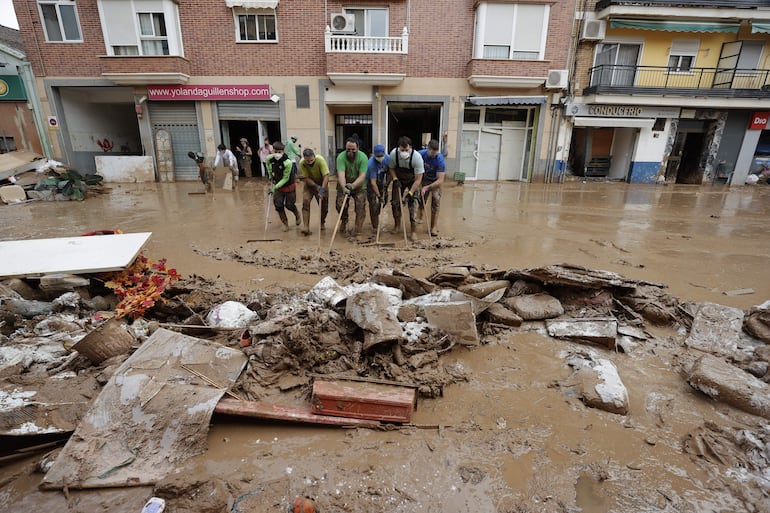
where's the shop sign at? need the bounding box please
[0,75,27,101]
[565,103,680,119]
[748,111,770,130]
[147,84,271,101]
[47,116,59,130]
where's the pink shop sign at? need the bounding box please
[147,84,271,101]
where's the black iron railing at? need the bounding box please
[597,0,770,8]
[585,64,770,97]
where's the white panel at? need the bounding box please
[514,5,545,52]
[485,4,514,46]
[478,131,501,180]
[574,117,654,128]
[325,86,374,105]
[134,0,165,11]
[499,128,526,180]
[0,233,152,278]
[101,0,137,46]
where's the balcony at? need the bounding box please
[324,28,408,86]
[466,59,551,89]
[584,65,770,98]
[597,0,770,8]
[100,56,191,85]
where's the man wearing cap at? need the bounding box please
[366,144,390,234]
[387,136,425,239]
[419,139,446,236]
[335,137,369,236]
[298,148,329,235]
[286,135,301,163]
[235,138,253,178]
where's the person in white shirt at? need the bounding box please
[214,143,239,183]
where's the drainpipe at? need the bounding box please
[19,61,53,158]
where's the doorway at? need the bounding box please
[221,120,279,177]
[666,120,707,184]
[387,102,442,152]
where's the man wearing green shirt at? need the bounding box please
[286,135,301,163]
[335,137,368,236]
[298,148,329,235]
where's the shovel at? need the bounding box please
[316,193,322,252]
[328,192,350,253]
[422,190,432,243]
[250,189,281,242]
[398,183,409,247]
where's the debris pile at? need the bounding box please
[0,151,105,204]
[2,255,770,508]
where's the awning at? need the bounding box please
[225,0,279,8]
[468,95,547,106]
[752,22,770,34]
[610,19,740,33]
[574,117,655,129]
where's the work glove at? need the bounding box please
[318,187,326,198]
[269,185,276,194]
[380,193,388,206]
[344,184,353,195]
[402,189,413,205]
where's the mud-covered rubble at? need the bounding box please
[2,262,770,508]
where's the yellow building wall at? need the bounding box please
[602,27,770,89]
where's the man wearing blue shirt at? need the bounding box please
[419,139,446,236]
[366,144,390,234]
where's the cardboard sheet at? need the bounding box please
[41,329,247,489]
[0,232,152,278]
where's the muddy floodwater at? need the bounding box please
[2,179,770,512]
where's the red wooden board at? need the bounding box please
[311,380,417,423]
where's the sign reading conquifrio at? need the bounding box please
[147,84,271,101]
[566,103,680,119]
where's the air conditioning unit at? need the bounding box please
[581,19,606,41]
[546,69,568,89]
[331,13,355,33]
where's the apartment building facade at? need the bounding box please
[564,0,770,185]
[13,0,576,182]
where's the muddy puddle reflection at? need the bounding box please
[2,179,770,512]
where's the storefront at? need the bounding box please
[459,96,546,181]
[566,103,680,183]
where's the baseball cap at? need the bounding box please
[373,144,386,157]
[291,135,298,141]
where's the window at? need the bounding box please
[236,9,277,42]
[0,136,16,154]
[668,39,699,72]
[475,3,549,60]
[737,40,764,71]
[112,45,139,55]
[138,13,169,55]
[38,0,81,42]
[593,43,640,86]
[345,8,388,37]
[296,85,310,109]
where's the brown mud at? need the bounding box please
[1,180,770,512]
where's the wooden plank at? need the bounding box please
[311,379,417,423]
[214,398,380,428]
[0,232,152,279]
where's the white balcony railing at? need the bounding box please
[325,27,409,54]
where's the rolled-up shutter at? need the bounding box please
[149,102,200,181]
[217,101,280,121]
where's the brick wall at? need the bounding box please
[14,0,577,81]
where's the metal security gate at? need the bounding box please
[216,101,280,121]
[149,102,200,181]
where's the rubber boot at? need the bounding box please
[391,213,401,234]
[430,208,439,236]
[415,205,424,224]
[278,211,290,232]
[294,210,302,226]
[301,207,311,235]
[408,222,416,240]
[354,217,364,237]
